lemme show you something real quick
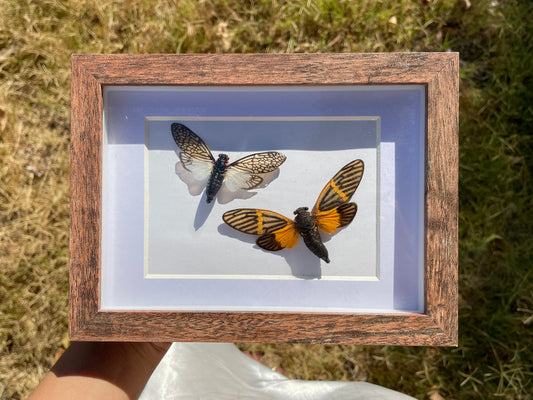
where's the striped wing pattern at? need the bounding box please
[256,225,300,251]
[312,159,364,214]
[314,202,358,233]
[171,123,215,163]
[222,209,291,235]
[223,209,300,251]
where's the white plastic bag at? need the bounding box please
[140,343,416,399]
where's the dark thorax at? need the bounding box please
[206,154,229,203]
[293,207,330,263]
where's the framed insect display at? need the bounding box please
[70,54,458,345]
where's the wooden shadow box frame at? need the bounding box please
[70,53,458,345]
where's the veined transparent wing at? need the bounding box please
[171,123,215,164]
[178,152,213,182]
[172,123,216,182]
[228,152,286,174]
[224,152,286,192]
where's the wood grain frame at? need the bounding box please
[70,53,458,345]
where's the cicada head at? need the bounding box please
[215,153,229,170]
[216,153,230,167]
[293,206,309,216]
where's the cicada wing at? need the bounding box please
[312,159,364,214]
[179,152,213,182]
[223,169,263,192]
[228,152,286,174]
[222,152,286,192]
[171,123,215,164]
[314,202,358,233]
[256,224,299,251]
[223,209,292,235]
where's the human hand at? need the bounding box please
[28,342,171,400]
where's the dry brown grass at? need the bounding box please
[0,90,70,395]
[2,0,532,399]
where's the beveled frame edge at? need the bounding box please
[69,53,458,345]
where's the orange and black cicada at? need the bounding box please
[223,159,364,263]
[171,123,286,203]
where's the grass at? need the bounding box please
[1,0,532,398]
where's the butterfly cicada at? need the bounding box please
[223,159,364,263]
[171,123,286,203]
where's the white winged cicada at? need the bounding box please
[171,123,287,203]
[223,159,364,263]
